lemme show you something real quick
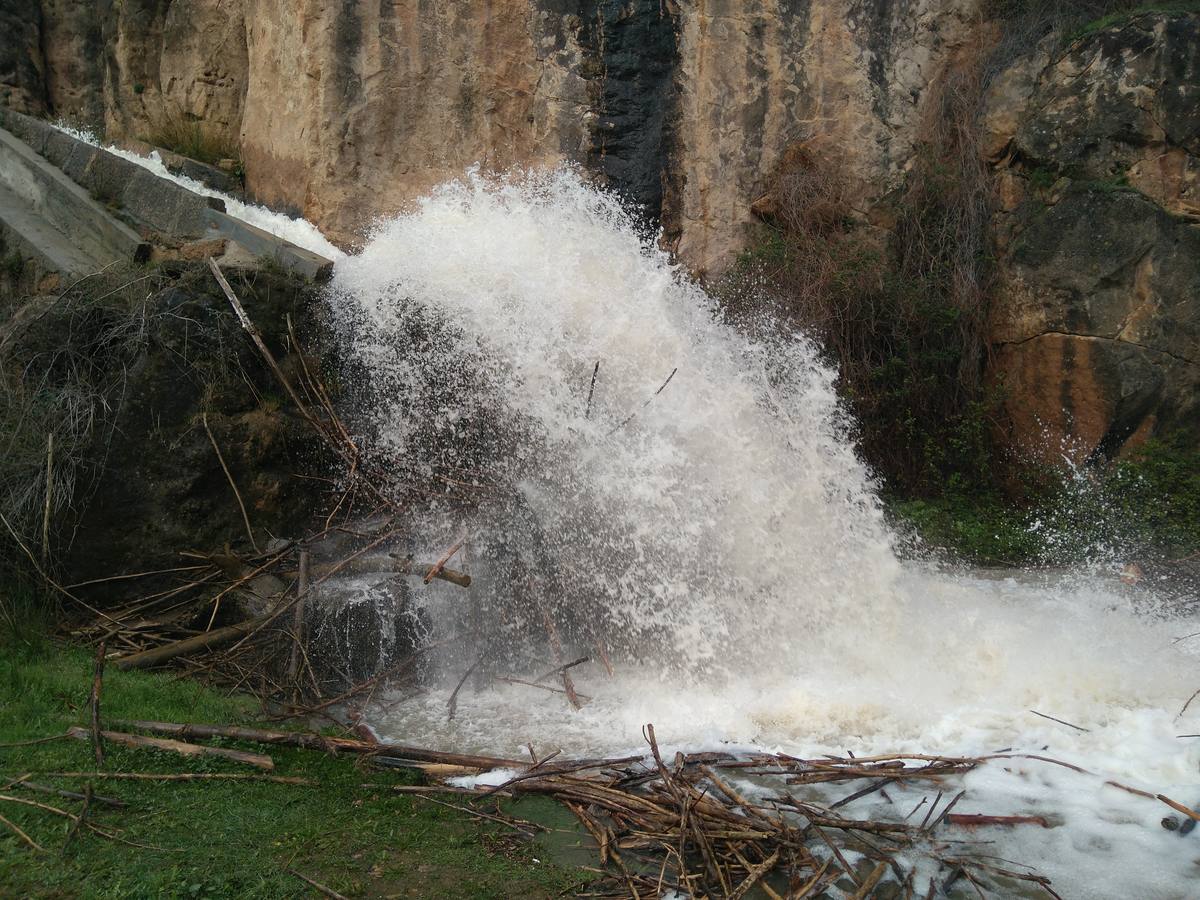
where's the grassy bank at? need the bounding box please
[888,438,1200,566]
[0,631,586,899]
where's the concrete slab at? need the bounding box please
[0,181,106,275]
[204,210,334,281]
[0,126,150,275]
[0,105,334,281]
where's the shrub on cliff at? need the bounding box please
[721,43,997,498]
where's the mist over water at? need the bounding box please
[328,169,1200,897]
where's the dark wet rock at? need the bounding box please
[0,0,45,116]
[986,11,1200,462]
[14,264,337,587]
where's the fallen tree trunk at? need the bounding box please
[113,720,520,770]
[66,726,274,770]
[111,615,269,671]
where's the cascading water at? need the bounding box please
[53,122,344,260]
[327,169,1199,898]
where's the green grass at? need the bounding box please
[890,437,1200,566]
[889,493,1043,566]
[1069,1,1200,39]
[142,117,239,168]
[0,636,587,898]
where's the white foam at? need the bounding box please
[325,167,1200,897]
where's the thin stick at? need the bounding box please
[65,564,209,589]
[447,655,483,722]
[0,794,76,819]
[495,676,591,703]
[0,510,114,622]
[1029,710,1089,733]
[0,810,42,852]
[40,432,53,565]
[203,412,260,554]
[535,656,589,684]
[1178,687,1200,720]
[287,549,310,687]
[424,532,468,584]
[0,735,70,749]
[45,772,313,785]
[289,870,349,900]
[90,642,106,767]
[849,861,890,899]
[412,793,542,832]
[208,259,313,423]
[585,361,600,418]
[61,784,92,855]
[535,605,582,709]
[926,790,966,833]
[595,640,614,677]
[11,781,125,808]
[607,367,678,436]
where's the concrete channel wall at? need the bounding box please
[0,107,332,281]
[0,126,149,276]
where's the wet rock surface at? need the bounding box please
[986,11,1200,461]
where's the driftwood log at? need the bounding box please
[111,615,270,671]
[66,726,274,770]
[113,721,520,770]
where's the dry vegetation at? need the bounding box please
[0,267,173,612]
[144,113,240,167]
[723,44,997,494]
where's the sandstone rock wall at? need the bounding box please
[238,0,592,239]
[4,1,1198,461]
[3,0,988,259]
[668,0,982,271]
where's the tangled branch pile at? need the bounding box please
[56,259,515,717]
[34,711,1163,899]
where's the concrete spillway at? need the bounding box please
[0,125,149,276]
[0,106,333,282]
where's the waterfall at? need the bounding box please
[328,168,1199,899]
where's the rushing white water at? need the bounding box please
[52,123,343,260]
[327,168,1200,898]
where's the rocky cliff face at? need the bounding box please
[3,0,984,261]
[984,11,1200,461]
[3,1,1198,460]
